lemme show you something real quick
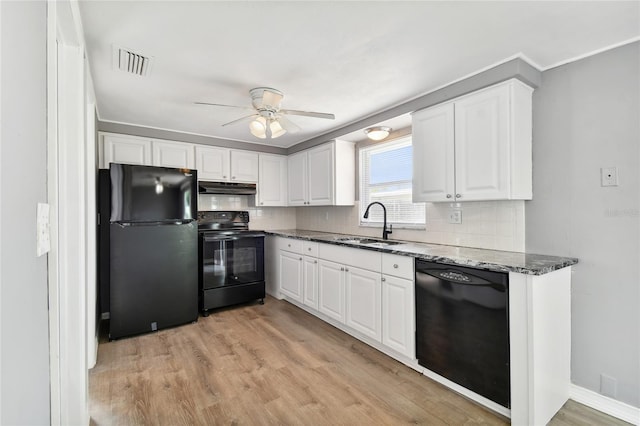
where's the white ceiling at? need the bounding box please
[79,1,640,149]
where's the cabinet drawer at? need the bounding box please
[319,243,381,272]
[277,237,303,254]
[303,241,319,257]
[382,254,414,280]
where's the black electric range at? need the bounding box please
[197,211,265,315]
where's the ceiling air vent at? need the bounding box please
[112,46,153,77]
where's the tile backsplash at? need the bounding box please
[198,194,297,230]
[295,200,525,252]
[198,194,524,251]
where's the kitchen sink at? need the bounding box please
[336,237,402,247]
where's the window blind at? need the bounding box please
[360,137,426,226]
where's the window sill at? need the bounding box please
[359,223,426,231]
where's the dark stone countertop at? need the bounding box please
[265,229,578,276]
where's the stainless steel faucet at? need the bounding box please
[363,202,393,240]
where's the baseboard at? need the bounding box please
[570,384,640,425]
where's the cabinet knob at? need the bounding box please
[455,194,461,198]
[381,277,386,282]
[223,175,227,179]
[288,244,291,247]
[393,264,398,269]
[341,267,344,271]
[299,257,302,261]
[308,247,311,251]
[314,260,318,264]
[345,268,349,272]
[232,176,236,180]
[446,194,452,199]
[260,202,264,205]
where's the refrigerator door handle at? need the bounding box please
[114,220,196,227]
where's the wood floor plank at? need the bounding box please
[90,297,630,425]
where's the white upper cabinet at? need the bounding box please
[412,79,533,202]
[412,102,455,201]
[257,154,288,206]
[194,146,258,183]
[230,150,259,183]
[101,133,151,168]
[307,143,334,205]
[287,140,355,206]
[195,146,230,181]
[287,151,308,206]
[152,140,195,169]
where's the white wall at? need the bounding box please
[527,42,639,408]
[0,1,51,424]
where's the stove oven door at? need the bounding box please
[200,232,265,290]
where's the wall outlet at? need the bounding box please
[449,209,462,224]
[601,167,619,187]
[600,374,617,398]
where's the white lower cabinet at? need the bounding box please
[381,253,415,358]
[346,266,381,341]
[280,240,415,360]
[279,250,303,302]
[318,259,346,323]
[302,256,319,310]
[381,275,414,358]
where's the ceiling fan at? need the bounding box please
[195,87,335,139]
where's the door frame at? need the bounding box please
[47,1,90,424]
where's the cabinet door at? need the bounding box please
[195,146,230,181]
[411,103,455,202]
[102,134,151,168]
[454,84,510,201]
[345,266,381,341]
[307,143,334,205]
[318,259,345,323]
[302,256,319,310]
[287,151,307,206]
[279,250,303,302]
[382,275,415,358]
[258,154,288,206]
[152,140,195,169]
[230,150,259,183]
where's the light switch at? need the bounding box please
[36,202,51,257]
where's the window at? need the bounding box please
[359,136,425,228]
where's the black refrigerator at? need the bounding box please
[106,163,198,339]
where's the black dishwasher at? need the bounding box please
[415,260,510,408]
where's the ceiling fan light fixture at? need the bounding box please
[364,126,391,141]
[249,116,267,139]
[269,120,286,138]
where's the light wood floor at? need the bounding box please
[90,297,630,425]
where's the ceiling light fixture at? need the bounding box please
[364,126,391,141]
[249,116,287,139]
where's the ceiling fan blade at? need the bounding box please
[222,114,258,127]
[262,89,283,109]
[280,109,335,120]
[195,101,255,112]
[277,116,301,134]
